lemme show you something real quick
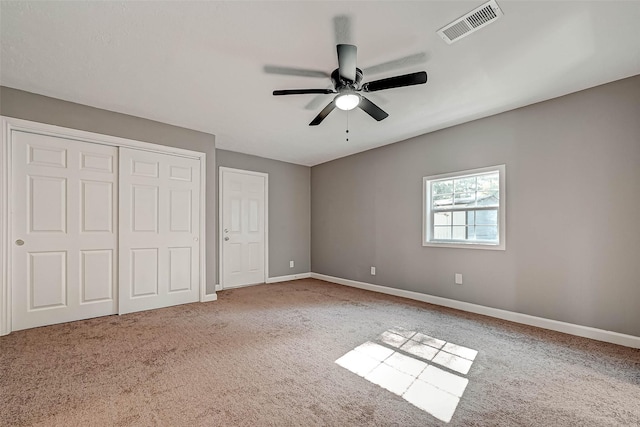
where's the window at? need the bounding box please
[423,165,505,250]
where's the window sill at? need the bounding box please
[423,241,505,251]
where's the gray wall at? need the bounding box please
[216,149,310,279]
[0,86,218,294]
[311,75,640,337]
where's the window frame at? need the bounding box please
[423,164,506,250]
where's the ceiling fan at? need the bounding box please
[272,44,428,126]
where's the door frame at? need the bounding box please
[218,167,269,290]
[1,116,209,336]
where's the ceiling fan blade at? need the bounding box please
[333,15,352,44]
[305,94,330,110]
[362,71,427,92]
[358,96,389,121]
[309,101,336,126]
[263,65,330,78]
[273,89,335,96]
[337,44,357,82]
[362,52,428,76]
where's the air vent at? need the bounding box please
[437,0,503,44]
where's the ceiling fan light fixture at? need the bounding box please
[334,93,360,111]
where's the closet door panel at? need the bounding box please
[11,131,118,331]
[119,148,200,314]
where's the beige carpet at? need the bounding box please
[1,278,639,426]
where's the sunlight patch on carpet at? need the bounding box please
[335,328,477,423]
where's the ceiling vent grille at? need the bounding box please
[437,0,503,44]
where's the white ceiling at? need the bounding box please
[1,1,639,166]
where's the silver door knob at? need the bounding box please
[15,239,24,246]
[224,237,229,241]
[224,229,229,233]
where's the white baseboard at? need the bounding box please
[310,273,640,349]
[202,293,218,302]
[215,284,222,292]
[220,282,262,290]
[266,272,311,284]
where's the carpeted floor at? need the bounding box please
[1,278,639,426]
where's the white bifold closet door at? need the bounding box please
[11,131,118,331]
[118,148,201,314]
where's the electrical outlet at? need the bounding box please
[371,266,376,275]
[290,260,294,268]
[455,273,463,285]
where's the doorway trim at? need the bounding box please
[218,167,269,290]
[1,116,210,336]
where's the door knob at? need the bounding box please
[224,237,229,241]
[224,229,229,233]
[15,239,24,246]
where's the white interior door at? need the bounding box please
[119,148,201,314]
[220,168,267,288]
[11,131,118,331]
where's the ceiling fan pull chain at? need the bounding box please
[346,110,350,142]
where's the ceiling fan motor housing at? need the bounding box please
[331,68,363,90]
